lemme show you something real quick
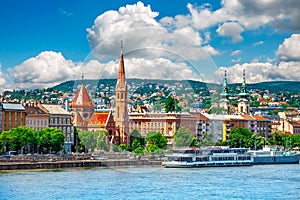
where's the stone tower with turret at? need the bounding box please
[115,43,130,145]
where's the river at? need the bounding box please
[0,164,299,200]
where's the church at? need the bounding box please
[219,69,250,115]
[71,45,130,145]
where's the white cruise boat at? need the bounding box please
[162,147,253,168]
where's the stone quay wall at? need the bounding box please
[0,159,162,170]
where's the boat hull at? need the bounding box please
[253,154,300,164]
[162,161,253,168]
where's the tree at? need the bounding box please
[78,130,97,153]
[227,128,266,149]
[38,128,65,154]
[251,134,265,150]
[146,131,167,149]
[290,134,300,149]
[200,133,214,146]
[228,128,253,148]
[165,96,176,113]
[134,146,145,154]
[0,126,36,154]
[209,107,227,114]
[146,144,160,153]
[174,127,196,147]
[130,129,145,148]
[95,130,108,152]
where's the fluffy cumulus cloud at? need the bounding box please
[87,1,218,62]
[81,57,201,81]
[216,61,300,83]
[8,51,80,89]
[216,22,244,42]
[0,63,11,92]
[277,34,300,62]
[215,31,300,83]
[186,0,300,41]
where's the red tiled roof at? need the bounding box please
[71,86,94,108]
[241,114,255,120]
[253,116,269,121]
[190,113,209,121]
[88,112,110,126]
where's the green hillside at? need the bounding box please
[52,79,300,94]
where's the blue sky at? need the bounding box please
[0,0,300,90]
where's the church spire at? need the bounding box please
[219,70,231,114]
[238,69,250,114]
[220,70,229,99]
[118,40,125,83]
[241,69,246,93]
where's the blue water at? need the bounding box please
[0,164,299,200]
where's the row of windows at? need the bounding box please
[50,117,71,125]
[130,122,171,129]
[26,119,48,126]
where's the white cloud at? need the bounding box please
[253,41,264,46]
[8,51,80,89]
[231,50,241,56]
[216,22,244,42]
[216,61,300,83]
[0,63,10,93]
[231,57,241,63]
[184,0,300,42]
[86,1,218,62]
[81,57,201,81]
[187,3,225,30]
[277,34,300,61]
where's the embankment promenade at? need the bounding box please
[0,154,163,170]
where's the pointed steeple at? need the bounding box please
[239,69,249,99]
[118,40,126,84]
[220,70,230,99]
[238,69,250,114]
[241,69,247,93]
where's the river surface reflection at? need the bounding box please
[0,164,299,200]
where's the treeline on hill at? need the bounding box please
[3,79,300,101]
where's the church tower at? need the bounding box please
[71,75,95,130]
[219,70,231,114]
[238,70,250,114]
[115,42,129,144]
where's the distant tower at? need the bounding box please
[71,74,95,130]
[115,41,129,145]
[219,70,231,113]
[238,70,250,114]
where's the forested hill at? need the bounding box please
[52,79,300,94]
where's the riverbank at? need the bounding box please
[0,159,162,170]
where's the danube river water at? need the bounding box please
[0,164,299,200]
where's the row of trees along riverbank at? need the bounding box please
[1,126,300,156]
[0,126,65,154]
